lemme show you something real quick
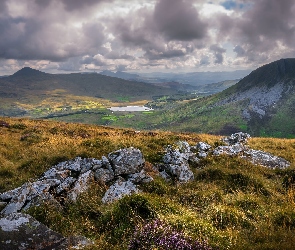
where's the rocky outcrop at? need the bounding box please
[242,149,291,169]
[102,178,139,204]
[157,141,198,183]
[0,147,152,215]
[210,132,290,169]
[0,212,92,250]
[0,147,152,249]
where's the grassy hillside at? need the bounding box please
[1,117,295,249]
[121,59,295,138]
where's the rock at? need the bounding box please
[158,170,172,182]
[102,179,139,204]
[22,193,59,212]
[196,142,212,152]
[94,168,114,183]
[42,168,70,181]
[108,147,145,176]
[0,187,22,201]
[0,212,92,250]
[222,132,251,146]
[162,144,195,183]
[92,160,102,171]
[163,145,189,165]
[67,170,94,202]
[213,144,247,156]
[242,149,291,169]
[128,170,153,184]
[1,179,61,215]
[1,184,30,216]
[176,141,191,153]
[165,164,194,183]
[55,177,77,194]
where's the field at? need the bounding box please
[1,117,295,249]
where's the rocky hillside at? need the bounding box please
[0,117,295,249]
[142,58,295,137]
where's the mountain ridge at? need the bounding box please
[138,58,295,137]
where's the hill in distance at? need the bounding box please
[129,58,295,138]
[0,67,180,117]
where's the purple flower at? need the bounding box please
[128,219,214,250]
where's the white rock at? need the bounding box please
[67,170,94,202]
[108,148,145,176]
[102,179,139,204]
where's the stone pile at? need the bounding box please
[210,132,290,169]
[157,141,198,183]
[0,147,152,216]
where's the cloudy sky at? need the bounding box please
[0,0,294,75]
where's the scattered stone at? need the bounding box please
[102,179,139,204]
[55,177,76,194]
[94,168,114,183]
[161,145,195,183]
[67,170,94,202]
[222,132,251,146]
[108,147,145,176]
[196,142,212,152]
[0,213,92,250]
[213,144,247,156]
[128,170,153,184]
[242,149,291,169]
[158,170,172,182]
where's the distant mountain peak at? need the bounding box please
[12,67,47,77]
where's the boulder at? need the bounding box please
[94,168,114,183]
[213,144,247,156]
[161,144,195,183]
[127,170,153,184]
[0,212,92,250]
[222,132,251,146]
[194,142,212,158]
[242,149,291,169]
[165,164,194,183]
[102,179,139,204]
[108,147,145,176]
[67,170,94,202]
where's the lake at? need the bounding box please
[108,106,153,112]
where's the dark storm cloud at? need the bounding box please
[0,0,7,13]
[34,0,110,11]
[153,0,207,41]
[60,0,111,11]
[210,44,226,64]
[219,0,295,62]
[0,13,106,62]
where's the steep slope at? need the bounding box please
[144,58,295,137]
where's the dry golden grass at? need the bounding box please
[1,116,295,249]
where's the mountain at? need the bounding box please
[196,79,239,94]
[142,58,295,138]
[100,70,197,91]
[4,67,178,100]
[0,67,179,117]
[139,69,251,86]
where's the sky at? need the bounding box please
[0,0,294,75]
